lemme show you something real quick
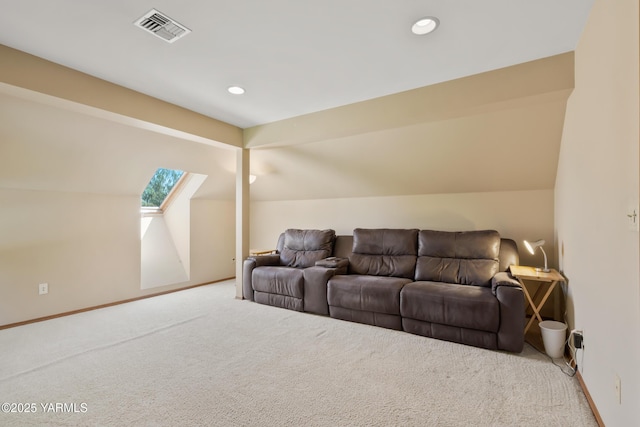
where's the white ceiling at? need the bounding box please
[0,0,594,129]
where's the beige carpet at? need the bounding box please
[0,280,596,426]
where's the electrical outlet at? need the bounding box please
[573,331,583,349]
[615,374,621,404]
[628,200,639,232]
[38,283,48,295]
[571,329,583,349]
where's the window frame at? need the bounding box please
[140,171,189,216]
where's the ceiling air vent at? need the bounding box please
[134,9,191,43]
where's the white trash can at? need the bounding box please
[539,320,567,358]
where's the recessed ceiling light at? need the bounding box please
[412,17,439,35]
[227,86,245,95]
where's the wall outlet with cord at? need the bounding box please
[571,329,583,349]
[567,328,584,374]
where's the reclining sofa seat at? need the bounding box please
[401,230,515,351]
[327,229,418,330]
[327,228,524,352]
[242,229,336,313]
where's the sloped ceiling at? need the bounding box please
[0,91,236,199]
[249,54,574,201]
[0,51,573,202]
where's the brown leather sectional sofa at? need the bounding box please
[243,228,525,352]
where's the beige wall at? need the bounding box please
[190,199,236,285]
[0,188,235,326]
[0,83,238,326]
[251,189,554,268]
[0,189,140,325]
[141,215,189,289]
[555,0,640,425]
[163,173,209,277]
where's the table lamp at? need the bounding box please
[524,239,549,272]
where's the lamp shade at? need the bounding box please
[523,239,549,272]
[524,239,545,255]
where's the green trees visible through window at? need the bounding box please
[141,168,184,207]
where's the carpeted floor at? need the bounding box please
[0,280,597,426]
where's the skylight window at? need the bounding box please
[141,168,185,208]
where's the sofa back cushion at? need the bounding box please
[279,229,335,268]
[415,230,500,287]
[349,228,418,279]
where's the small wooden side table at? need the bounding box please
[509,265,566,334]
[249,249,276,256]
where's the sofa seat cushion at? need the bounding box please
[400,281,499,333]
[328,275,411,315]
[252,267,304,298]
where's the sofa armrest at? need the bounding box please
[249,254,281,266]
[242,258,256,301]
[242,255,282,301]
[303,258,349,315]
[315,257,349,275]
[492,273,525,352]
[491,271,521,296]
